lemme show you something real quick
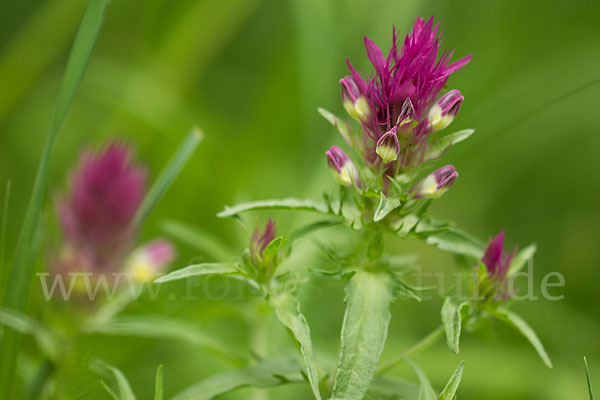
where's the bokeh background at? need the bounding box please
[1,0,599,398]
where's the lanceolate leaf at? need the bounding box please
[318,107,353,145]
[154,263,238,283]
[218,198,330,218]
[0,308,61,361]
[438,361,465,400]
[441,297,470,354]
[155,365,163,400]
[331,271,394,400]
[367,376,419,399]
[374,192,401,222]
[160,219,233,261]
[171,360,302,400]
[425,129,475,160]
[507,243,537,276]
[269,292,322,400]
[0,0,110,393]
[585,357,595,400]
[405,358,437,400]
[423,228,485,259]
[100,363,136,400]
[85,316,239,362]
[134,128,203,226]
[491,308,553,368]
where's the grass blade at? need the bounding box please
[0,180,11,293]
[0,0,110,395]
[155,365,163,400]
[133,128,203,226]
[585,357,595,400]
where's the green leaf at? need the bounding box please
[0,0,110,393]
[85,316,239,362]
[438,361,465,400]
[101,381,120,400]
[424,228,485,259]
[490,308,553,368]
[269,292,322,400]
[441,298,470,354]
[318,107,352,145]
[97,362,136,400]
[0,308,61,361]
[261,237,282,268]
[289,219,341,242]
[154,263,238,283]
[171,360,302,400]
[0,180,11,291]
[585,357,595,400]
[331,271,394,400]
[507,243,537,276]
[425,129,475,160]
[218,198,330,218]
[160,219,233,261]
[367,376,419,399]
[374,193,401,222]
[405,358,437,400]
[134,128,202,226]
[155,365,163,400]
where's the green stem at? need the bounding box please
[376,325,444,375]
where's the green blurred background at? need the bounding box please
[1,0,599,398]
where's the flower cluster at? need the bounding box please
[327,17,471,196]
[53,142,174,283]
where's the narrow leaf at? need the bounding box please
[154,263,238,283]
[269,292,322,399]
[441,298,469,354]
[368,376,419,399]
[331,271,394,400]
[105,364,137,400]
[491,308,552,368]
[507,243,537,276]
[585,357,595,400]
[0,0,110,393]
[0,180,11,290]
[374,193,401,222]
[171,360,302,400]
[405,358,437,400]
[438,361,465,400]
[160,219,233,261]
[0,308,60,361]
[425,129,475,160]
[424,228,485,259]
[318,107,353,145]
[218,198,330,218]
[85,316,238,362]
[101,381,120,400]
[134,128,202,226]
[155,365,163,400]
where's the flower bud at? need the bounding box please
[376,129,400,163]
[340,76,371,121]
[427,89,464,131]
[126,239,176,283]
[482,231,514,280]
[413,165,458,198]
[251,219,276,260]
[326,146,359,187]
